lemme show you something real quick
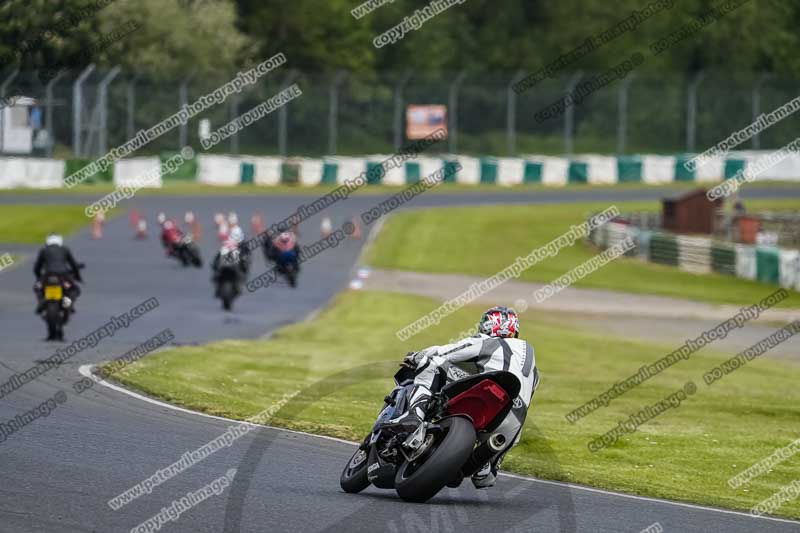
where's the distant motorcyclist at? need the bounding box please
[160,218,184,256]
[389,306,539,489]
[211,239,247,299]
[265,230,299,262]
[33,234,83,313]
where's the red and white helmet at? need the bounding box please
[478,306,520,338]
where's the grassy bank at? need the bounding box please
[0,204,99,244]
[366,200,800,307]
[113,290,800,519]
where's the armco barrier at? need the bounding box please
[711,243,737,276]
[756,247,781,285]
[114,157,161,188]
[676,235,712,274]
[735,244,757,280]
[649,233,679,266]
[197,155,241,186]
[5,150,800,189]
[779,249,800,289]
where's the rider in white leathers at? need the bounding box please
[390,306,539,489]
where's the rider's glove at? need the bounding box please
[401,348,437,369]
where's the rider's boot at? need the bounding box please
[385,386,431,433]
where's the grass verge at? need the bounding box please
[365,199,800,308]
[113,290,800,519]
[0,204,103,244]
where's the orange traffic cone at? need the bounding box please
[185,211,201,241]
[350,216,362,239]
[129,208,141,229]
[251,213,265,235]
[91,213,104,239]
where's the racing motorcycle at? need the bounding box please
[275,250,299,288]
[214,251,248,311]
[37,270,82,341]
[171,236,203,268]
[340,365,520,503]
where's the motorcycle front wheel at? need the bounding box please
[340,446,371,494]
[394,416,476,503]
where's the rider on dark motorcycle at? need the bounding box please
[33,234,83,314]
[265,229,300,268]
[212,239,248,287]
[389,306,539,489]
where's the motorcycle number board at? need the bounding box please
[44,285,63,300]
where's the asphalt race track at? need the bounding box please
[1,187,799,533]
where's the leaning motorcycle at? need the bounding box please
[172,236,202,268]
[276,250,299,288]
[340,365,520,503]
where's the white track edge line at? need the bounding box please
[80,365,800,525]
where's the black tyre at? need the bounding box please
[340,447,371,494]
[219,281,234,311]
[395,417,476,503]
[287,271,297,288]
[178,248,190,267]
[45,301,63,341]
[190,246,203,267]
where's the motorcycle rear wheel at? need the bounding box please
[394,416,476,503]
[45,301,63,341]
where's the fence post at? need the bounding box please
[752,73,770,150]
[617,74,636,154]
[45,70,67,157]
[126,74,139,141]
[0,69,19,154]
[277,71,298,156]
[98,66,121,157]
[507,71,526,156]
[230,94,239,155]
[564,72,582,155]
[448,71,467,153]
[179,78,189,149]
[72,64,95,158]
[393,72,412,152]
[686,71,704,152]
[328,70,348,155]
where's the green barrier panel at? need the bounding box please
[64,159,114,184]
[366,161,384,185]
[674,155,695,182]
[443,160,459,183]
[756,247,780,285]
[617,156,642,183]
[405,161,421,184]
[649,232,679,266]
[711,243,736,275]
[480,158,497,184]
[523,161,542,183]
[724,159,746,179]
[320,162,338,184]
[567,162,588,184]
[159,152,196,181]
[240,162,254,184]
[281,162,299,185]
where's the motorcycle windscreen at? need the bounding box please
[445,379,510,431]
